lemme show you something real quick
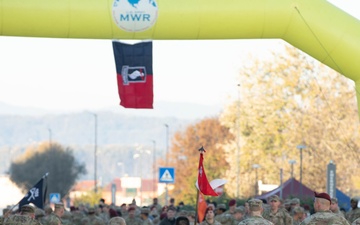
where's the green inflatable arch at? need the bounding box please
[1,0,360,113]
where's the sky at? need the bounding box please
[0,0,358,115]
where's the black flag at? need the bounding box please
[18,173,48,209]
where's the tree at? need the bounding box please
[219,44,360,198]
[167,117,233,204]
[9,142,87,199]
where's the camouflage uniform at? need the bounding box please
[346,208,360,224]
[352,217,360,225]
[2,214,43,225]
[43,213,62,225]
[263,208,293,225]
[300,210,349,225]
[200,219,222,225]
[125,216,143,225]
[215,213,233,225]
[238,215,274,225]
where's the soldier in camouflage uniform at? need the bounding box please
[200,206,222,225]
[263,195,293,225]
[126,207,143,225]
[231,206,246,225]
[215,204,232,225]
[43,202,64,225]
[346,198,360,223]
[109,216,127,225]
[292,206,305,225]
[238,199,273,225]
[331,198,345,218]
[140,207,154,225]
[300,192,349,225]
[87,207,105,225]
[2,204,42,225]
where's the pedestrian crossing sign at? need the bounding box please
[49,193,61,203]
[159,167,175,183]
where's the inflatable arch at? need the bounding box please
[1,0,360,113]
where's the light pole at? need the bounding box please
[288,159,296,196]
[48,128,52,146]
[288,160,296,178]
[252,164,260,196]
[93,113,98,193]
[164,124,169,205]
[236,83,241,198]
[152,140,156,198]
[297,144,306,196]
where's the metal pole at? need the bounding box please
[164,124,169,204]
[236,83,240,198]
[152,140,156,198]
[252,164,260,196]
[94,113,98,193]
[297,144,305,196]
[48,128,52,146]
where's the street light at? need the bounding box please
[288,160,296,178]
[48,128,52,146]
[152,140,156,198]
[288,159,296,196]
[297,144,306,196]
[252,164,260,196]
[92,113,98,193]
[236,83,241,198]
[164,124,169,205]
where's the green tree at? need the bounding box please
[220,44,360,198]
[9,142,87,199]
[167,117,233,204]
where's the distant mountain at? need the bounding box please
[0,101,223,120]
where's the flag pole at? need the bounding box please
[195,188,200,224]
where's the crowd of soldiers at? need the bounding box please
[1,192,360,225]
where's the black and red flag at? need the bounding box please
[112,41,153,109]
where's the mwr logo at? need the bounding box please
[121,66,147,85]
[112,0,158,32]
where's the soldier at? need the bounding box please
[225,199,237,215]
[35,208,47,224]
[300,192,349,225]
[238,199,273,225]
[44,202,65,225]
[200,206,222,225]
[176,216,190,225]
[159,206,177,225]
[231,206,246,225]
[87,207,105,225]
[150,198,163,214]
[125,206,142,225]
[292,207,305,225]
[263,195,292,225]
[331,197,345,217]
[214,204,227,222]
[3,204,42,225]
[290,199,300,214]
[140,207,154,225]
[346,198,360,223]
[214,203,233,225]
[109,216,127,225]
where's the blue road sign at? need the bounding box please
[49,193,61,203]
[159,167,175,183]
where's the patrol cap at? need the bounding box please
[55,202,64,209]
[21,204,35,214]
[35,208,45,217]
[268,195,281,202]
[291,198,300,205]
[248,199,262,211]
[314,192,331,203]
[234,206,246,214]
[331,197,338,204]
[292,206,304,214]
[216,204,227,210]
[175,216,190,225]
[141,207,150,214]
[88,207,96,214]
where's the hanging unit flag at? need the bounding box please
[19,173,48,209]
[112,41,153,109]
[159,167,175,183]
